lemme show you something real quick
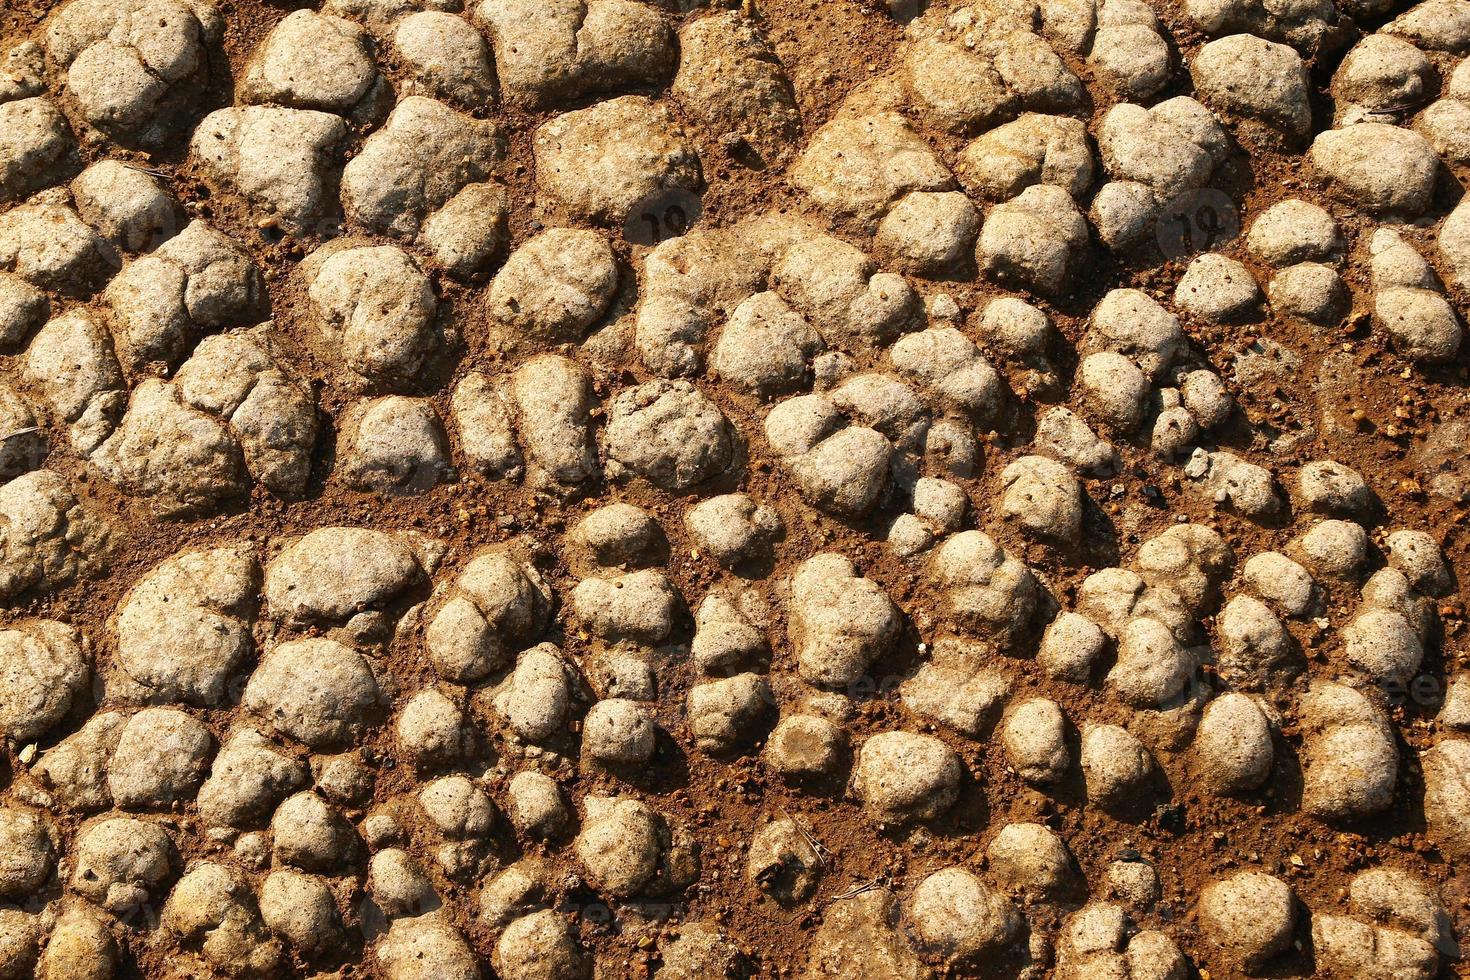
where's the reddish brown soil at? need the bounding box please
[3,0,1470,977]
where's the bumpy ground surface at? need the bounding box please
[2,0,1470,976]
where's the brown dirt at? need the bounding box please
[4,0,1470,977]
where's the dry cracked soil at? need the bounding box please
[3,0,1470,976]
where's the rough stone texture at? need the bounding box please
[47,0,222,147]
[425,549,551,683]
[302,243,442,390]
[0,98,79,203]
[789,553,899,688]
[534,96,701,228]
[791,112,954,231]
[603,381,734,490]
[337,396,451,495]
[70,817,177,913]
[956,113,1094,202]
[244,638,383,749]
[487,229,618,349]
[0,1,1468,975]
[0,471,114,599]
[90,330,316,514]
[0,204,119,297]
[764,394,893,518]
[476,0,675,109]
[674,13,800,164]
[1198,872,1295,972]
[0,620,90,743]
[1301,681,1399,822]
[104,220,266,370]
[240,10,385,118]
[1309,124,1439,217]
[393,12,497,108]
[191,106,347,234]
[909,867,1022,961]
[342,96,506,246]
[113,546,258,705]
[852,730,961,824]
[1192,34,1311,136]
[977,184,1088,294]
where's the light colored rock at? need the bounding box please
[1038,611,1107,682]
[35,906,115,980]
[477,0,674,109]
[1198,872,1296,972]
[1386,529,1451,596]
[0,203,119,296]
[687,673,771,754]
[495,909,587,980]
[789,553,899,688]
[48,0,221,147]
[955,113,1094,201]
[244,639,382,749]
[1175,253,1260,322]
[1310,123,1438,216]
[107,707,213,809]
[534,95,700,228]
[1002,699,1070,784]
[337,396,451,494]
[1301,681,1398,821]
[425,549,552,682]
[343,96,505,248]
[1192,34,1310,135]
[1090,0,1172,99]
[272,791,358,871]
[873,191,979,278]
[377,915,479,980]
[70,817,177,913]
[998,454,1083,543]
[604,381,733,490]
[302,244,441,390]
[493,643,578,743]
[931,531,1038,645]
[487,229,618,349]
[805,888,925,978]
[0,273,46,350]
[790,112,954,231]
[908,867,1021,961]
[0,809,52,901]
[673,12,800,163]
[0,98,77,202]
[0,620,91,743]
[1195,693,1274,793]
[393,12,497,107]
[764,714,845,781]
[191,106,347,234]
[1334,35,1433,120]
[852,730,962,824]
[1248,199,1343,265]
[259,870,343,957]
[196,728,307,828]
[977,183,1088,293]
[241,10,384,116]
[1080,724,1154,811]
[160,863,282,976]
[71,160,179,251]
[105,220,266,371]
[1079,351,1149,433]
[1056,902,1188,979]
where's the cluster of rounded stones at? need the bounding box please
[2,0,1470,976]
